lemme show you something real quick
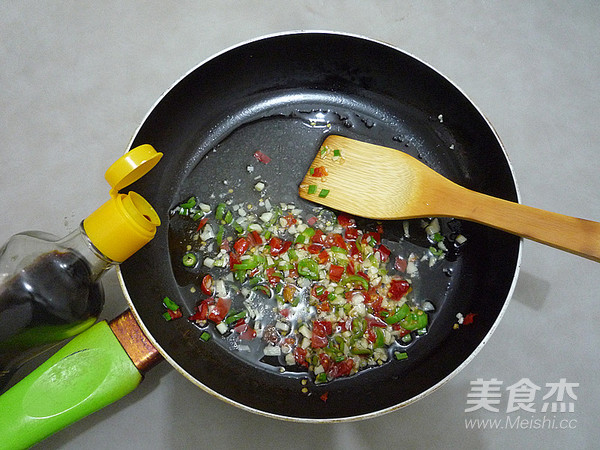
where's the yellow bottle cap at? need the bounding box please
[83,145,163,262]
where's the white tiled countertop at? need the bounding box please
[1,2,599,449]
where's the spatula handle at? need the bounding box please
[455,188,600,262]
[0,321,142,449]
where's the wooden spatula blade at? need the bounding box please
[299,135,600,262]
[299,135,432,219]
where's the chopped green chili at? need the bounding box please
[429,246,444,256]
[297,258,319,280]
[394,351,408,360]
[215,203,227,220]
[334,353,346,363]
[216,225,225,247]
[295,227,316,243]
[308,184,317,194]
[182,252,197,267]
[180,196,196,209]
[225,310,247,325]
[234,270,246,283]
[200,331,211,342]
[163,297,180,311]
[233,257,260,271]
[248,276,262,287]
[330,246,347,254]
[385,303,410,325]
[355,235,363,252]
[374,327,385,348]
[277,261,294,271]
[267,207,282,226]
[341,275,369,291]
[252,285,271,296]
[433,232,444,243]
[351,318,365,340]
[302,227,316,238]
[318,189,330,198]
[399,310,428,331]
[351,346,372,356]
[287,248,298,260]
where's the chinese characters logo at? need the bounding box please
[466,378,578,413]
[464,378,579,430]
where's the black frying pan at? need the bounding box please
[120,31,521,420]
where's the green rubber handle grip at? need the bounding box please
[0,321,142,449]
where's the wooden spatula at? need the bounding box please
[299,135,600,262]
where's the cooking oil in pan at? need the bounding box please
[168,106,463,381]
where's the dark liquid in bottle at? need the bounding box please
[0,250,103,349]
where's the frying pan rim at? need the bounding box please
[117,30,523,422]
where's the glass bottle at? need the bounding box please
[0,145,162,391]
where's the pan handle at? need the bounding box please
[0,319,144,449]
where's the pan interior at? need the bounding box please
[120,32,520,420]
[168,93,463,375]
